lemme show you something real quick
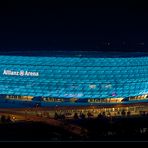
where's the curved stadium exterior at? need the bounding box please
[0,50,148,108]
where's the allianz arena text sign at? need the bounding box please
[3,70,39,77]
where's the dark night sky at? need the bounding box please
[0,2,148,52]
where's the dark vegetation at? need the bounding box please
[66,114,148,141]
[1,114,148,141]
[0,121,81,141]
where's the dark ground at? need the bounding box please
[0,121,82,141]
[1,115,148,141]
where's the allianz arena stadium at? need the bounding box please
[0,50,148,108]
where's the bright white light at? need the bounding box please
[105,84,112,88]
[89,84,96,89]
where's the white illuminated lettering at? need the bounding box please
[3,70,8,75]
[3,70,39,77]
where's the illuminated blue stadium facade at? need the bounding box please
[0,50,148,107]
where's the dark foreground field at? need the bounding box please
[1,115,148,141]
